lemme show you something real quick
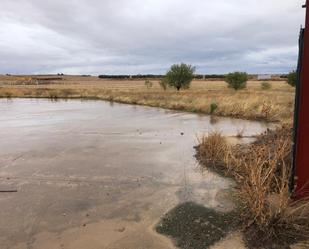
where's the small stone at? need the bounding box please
[117,227,125,232]
[180,132,184,136]
[194,218,201,223]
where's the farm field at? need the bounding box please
[0,75,295,123]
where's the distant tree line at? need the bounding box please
[279,74,288,79]
[98,74,164,79]
[195,74,226,79]
[98,74,226,80]
[98,67,297,90]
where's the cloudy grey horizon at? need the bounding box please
[0,0,306,75]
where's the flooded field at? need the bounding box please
[0,98,269,249]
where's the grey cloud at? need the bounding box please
[0,0,305,75]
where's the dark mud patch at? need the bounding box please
[156,202,239,249]
[244,224,304,249]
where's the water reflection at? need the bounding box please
[0,98,271,249]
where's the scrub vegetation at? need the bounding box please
[144,79,153,89]
[287,70,297,87]
[225,71,248,90]
[164,63,195,91]
[261,81,272,90]
[0,75,295,123]
[196,127,309,249]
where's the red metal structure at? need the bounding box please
[293,1,309,199]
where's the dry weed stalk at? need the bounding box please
[197,126,309,248]
[236,126,246,138]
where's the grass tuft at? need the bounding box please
[196,126,309,248]
[197,131,230,172]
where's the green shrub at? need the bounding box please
[159,78,168,91]
[165,63,195,91]
[287,70,297,87]
[210,103,218,114]
[225,72,248,90]
[261,82,271,90]
[144,80,153,89]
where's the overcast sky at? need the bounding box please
[0,0,306,75]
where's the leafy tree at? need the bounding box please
[165,63,195,91]
[225,72,248,90]
[287,70,297,87]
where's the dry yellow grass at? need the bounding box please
[197,128,309,248]
[0,75,295,122]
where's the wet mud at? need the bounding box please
[0,98,269,249]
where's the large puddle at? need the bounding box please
[0,98,269,249]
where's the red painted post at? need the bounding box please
[294,1,309,199]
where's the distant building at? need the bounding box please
[257,74,272,80]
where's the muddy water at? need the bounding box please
[0,99,269,249]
